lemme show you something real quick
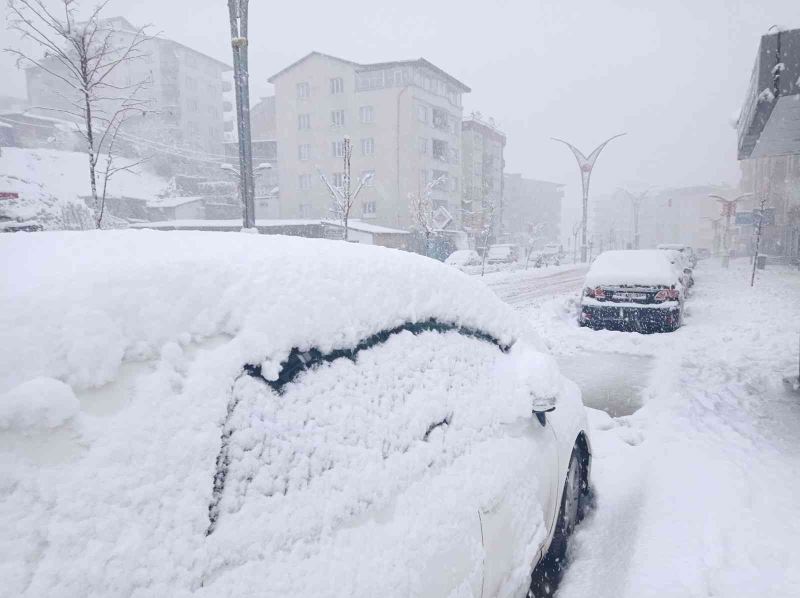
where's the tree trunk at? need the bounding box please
[84,93,101,228]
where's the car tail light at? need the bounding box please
[655,288,680,301]
[594,287,606,300]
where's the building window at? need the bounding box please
[297,82,310,98]
[432,107,448,131]
[361,169,375,186]
[332,172,345,187]
[416,104,428,123]
[185,75,196,90]
[361,137,375,156]
[298,174,312,191]
[298,144,311,161]
[359,105,374,123]
[432,139,448,162]
[331,109,345,127]
[362,200,377,217]
[298,113,311,130]
[188,99,198,111]
[418,137,428,154]
[419,169,428,187]
[432,169,448,189]
[299,203,312,217]
[449,148,460,163]
[330,77,344,94]
[331,140,345,158]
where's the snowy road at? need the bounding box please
[484,260,800,597]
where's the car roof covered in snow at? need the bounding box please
[0,230,524,393]
[585,249,681,288]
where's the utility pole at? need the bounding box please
[553,134,625,263]
[709,192,752,268]
[751,195,769,286]
[227,0,255,229]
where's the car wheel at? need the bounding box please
[528,447,586,597]
[549,448,583,559]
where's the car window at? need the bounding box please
[207,325,519,535]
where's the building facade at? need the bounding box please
[737,27,800,260]
[461,114,505,243]
[502,174,564,248]
[25,17,231,156]
[268,52,469,228]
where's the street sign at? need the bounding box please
[736,208,775,226]
[735,211,753,225]
[431,206,452,230]
[0,192,19,200]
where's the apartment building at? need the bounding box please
[25,17,231,155]
[461,114,506,242]
[503,174,564,246]
[268,52,469,228]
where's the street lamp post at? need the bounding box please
[709,192,752,267]
[619,188,648,249]
[553,134,625,262]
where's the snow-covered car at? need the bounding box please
[486,243,520,264]
[1,230,591,598]
[657,243,697,268]
[580,249,685,333]
[662,248,694,289]
[444,248,481,268]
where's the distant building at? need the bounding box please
[502,174,564,247]
[268,51,469,228]
[461,113,505,244]
[24,17,231,155]
[737,27,800,260]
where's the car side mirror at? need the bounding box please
[532,394,556,425]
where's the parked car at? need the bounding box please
[657,243,697,268]
[486,243,520,264]
[444,248,481,268]
[1,230,592,598]
[580,249,685,333]
[662,248,694,289]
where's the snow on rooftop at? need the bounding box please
[585,250,680,287]
[146,196,204,208]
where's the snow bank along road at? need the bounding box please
[484,260,800,597]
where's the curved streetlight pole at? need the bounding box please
[709,192,753,267]
[553,133,626,262]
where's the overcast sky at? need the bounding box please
[2,0,798,226]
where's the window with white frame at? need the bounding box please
[416,104,428,123]
[418,137,428,154]
[362,200,377,217]
[298,174,312,190]
[432,139,448,162]
[359,105,374,123]
[331,140,345,158]
[330,77,344,94]
[332,172,345,187]
[298,144,311,161]
[297,82,310,98]
[361,137,375,156]
[331,110,345,127]
[297,113,311,130]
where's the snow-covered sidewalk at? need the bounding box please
[488,260,800,597]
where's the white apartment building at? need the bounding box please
[268,52,470,228]
[461,114,506,242]
[25,17,231,155]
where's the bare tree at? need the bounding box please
[6,0,152,228]
[477,194,497,277]
[319,136,372,241]
[408,174,446,256]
